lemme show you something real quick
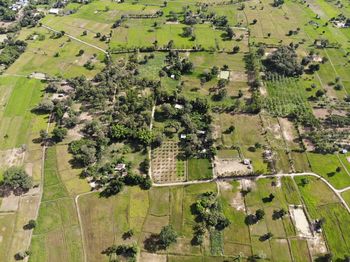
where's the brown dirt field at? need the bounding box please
[229,71,247,82]
[0,148,25,170]
[0,194,20,212]
[214,158,249,177]
[279,118,296,142]
[140,252,166,262]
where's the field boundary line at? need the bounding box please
[336,153,350,177]
[25,112,52,251]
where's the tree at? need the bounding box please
[36,99,54,112]
[3,167,32,192]
[26,219,37,229]
[52,127,67,142]
[336,166,342,172]
[226,26,235,39]
[159,225,178,248]
[263,46,304,77]
[255,209,265,220]
[39,129,48,142]
[14,250,31,260]
[78,49,84,56]
[233,46,240,54]
[110,124,129,140]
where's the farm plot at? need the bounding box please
[0,77,46,150]
[187,158,212,180]
[307,153,350,189]
[230,114,269,174]
[295,176,350,260]
[264,77,314,120]
[29,147,84,262]
[260,114,291,173]
[79,187,149,262]
[7,27,104,79]
[151,141,187,183]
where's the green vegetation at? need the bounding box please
[30,147,84,262]
[2,0,350,260]
[187,158,212,180]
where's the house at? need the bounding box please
[49,8,60,15]
[115,163,126,171]
[180,134,187,139]
[243,159,251,165]
[197,130,206,135]
[89,181,97,188]
[218,70,230,80]
[341,149,348,154]
[174,104,183,109]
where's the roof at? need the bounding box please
[115,163,126,170]
[49,8,60,14]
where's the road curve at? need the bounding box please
[152,172,350,213]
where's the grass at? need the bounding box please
[187,158,212,180]
[0,76,46,150]
[342,190,350,206]
[308,153,350,189]
[295,176,350,260]
[8,27,104,79]
[0,214,16,261]
[217,149,240,159]
[30,147,83,262]
[290,239,311,262]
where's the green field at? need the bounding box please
[187,158,212,180]
[30,147,84,262]
[2,0,350,260]
[295,176,350,260]
[0,76,46,150]
[308,153,350,189]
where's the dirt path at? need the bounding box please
[75,191,96,262]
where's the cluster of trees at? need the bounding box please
[0,38,27,67]
[20,5,44,27]
[0,167,32,196]
[191,192,230,245]
[103,244,138,262]
[0,0,16,22]
[306,130,349,153]
[263,46,304,77]
[325,114,350,128]
[43,60,159,197]
[161,50,193,79]
[154,94,214,158]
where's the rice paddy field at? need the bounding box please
[1,0,350,260]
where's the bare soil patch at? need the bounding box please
[214,157,249,177]
[229,71,247,82]
[0,194,20,212]
[0,148,25,170]
[140,252,166,262]
[289,206,312,237]
[279,118,295,142]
